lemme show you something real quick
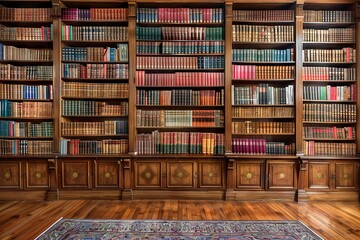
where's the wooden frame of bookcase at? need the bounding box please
[0,0,358,202]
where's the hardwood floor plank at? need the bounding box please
[0,200,359,240]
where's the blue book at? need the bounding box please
[0,43,3,60]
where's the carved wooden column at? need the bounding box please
[122,158,133,200]
[295,0,307,202]
[46,0,61,201]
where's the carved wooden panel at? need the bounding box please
[94,160,121,188]
[0,161,21,189]
[334,161,358,191]
[134,161,162,188]
[267,160,296,190]
[167,161,194,188]
[61,160,91,188]
[198,161,223,188]
[236,160,264,190]
[308,161,330,190]
[25,161,49,189]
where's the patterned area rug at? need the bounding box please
[36,218,323,240]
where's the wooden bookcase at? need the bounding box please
[55,0,132,200]
[132,2,226,199]
[297,1,359,201]
[0,0,53,199]
[0,0,358,202]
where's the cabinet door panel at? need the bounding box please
[94,160,121,188]
[0,161,21,189]
[167,161,194,188]
[267,161,296,190]
[25,161,49,189]
[308,161,330,190]
[236,160,264,190]
[61,160,91,189]
[334,161,358,191]
[134,161,162,188]
[199,161,223,188]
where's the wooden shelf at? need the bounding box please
[232,116,295,119]
[304,22,356,27]
[61,97,128,100]
[136,85,224,88]
[303,138,356,141]
[0,40,52,48]
[232,42,295,48]
[232,20,294,25]
[136,53,224,56]
[0,79,53,83]
[136,105,224,108]
[233,104,295,107]
[136,22,224,27]
[61,20,128,26]
[0,136,53,139]
[62,40,128,47]
[62,78,128,81]
[62,115,128,118]
[303,80,356,83]
[232,133,295,136]
[0,20,52,27]
[232,79,295,82]
[62,60,128,64]
[0,60,53,65]
[303,100,356,103]
[226,154,298,159]
[303,121,356,124]
[232,61,295,65]
[136,68,225,72]
[62,134,128,138]
[0,117,53,120]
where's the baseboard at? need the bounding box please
[0,191,48,201]
[303,191,359,202]
[58,190,122,200]
[132,190,225,200]
[231,191,296,201]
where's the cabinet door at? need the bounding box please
[166,161,195,188]
[134,160,162,188]
[0,161,22,189]
[198,160,224,188]
[308,161,330,191]
[94,160,121,188]
[236,160,264,190]
[333,161,359,191]
[61,160,91,189]
[25,161,49,189]
[267,160,296,190]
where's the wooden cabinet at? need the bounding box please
[134,160,162,188]
[267,160,297,190]
[0,161,22,189]
[133,158,225,191]
[306,160,359,192]
[199,161,224,188]
[59,158,124,190]
[167,161,195,188]
[61,160,91,189]
[25,161,49,189]
[227,158,298,200]
[235,160,264,190]
[94,160,121,188]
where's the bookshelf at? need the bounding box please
[0,1,53,193]
[133,3,226,197]
[53,1,131,199]
[0,0,358,202]
[298,1,359,201]
[225,2,299,201]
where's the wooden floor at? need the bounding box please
[0,200,359,240]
